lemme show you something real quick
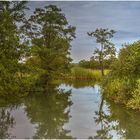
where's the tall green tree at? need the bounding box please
[0,1,28,96]
[87,28,116,76]
[24,5,76,84]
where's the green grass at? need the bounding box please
[69,66,110,81]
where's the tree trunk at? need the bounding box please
[101,61,104,76]
[100,43,104,76]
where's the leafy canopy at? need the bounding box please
[88,28,116,75]
[24,5,76,83]
[0,1,29,96]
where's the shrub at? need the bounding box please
[127,79,140,110]
[103,40,140,110]
[103,75,133,104]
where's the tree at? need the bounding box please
[23,5,76,84]
[117,41,140,78]
[0,1,29,96]
[87,28,116,76]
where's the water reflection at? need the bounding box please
[105,100,140,139]
[93,94,113,139]
[61,79,96,89]
[24,87,73,139]
[93,98,140,139]
[0,108,15,138]
[0,82,140,139]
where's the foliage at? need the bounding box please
[0,1,30,97]
[79,58,116,69]
[127,79,140,110]
[112,41,140,79]
[23,5,76,84]
[0,3,75,97]
[79,59,100,69]
[103,76,133,104]
[103,40,140,110]
[88,28,116,76]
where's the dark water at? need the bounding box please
[0,82,140,139]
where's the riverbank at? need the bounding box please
[102,76,140,111]
[102,41,140,111]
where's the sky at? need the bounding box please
[27,1,140,63]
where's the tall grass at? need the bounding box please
[70,67,110,81]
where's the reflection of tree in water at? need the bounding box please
[24,85,73,139]
[0,108,15,138]
[93,94,113,139]
[62,80,96,89]
[107,100,140,139]
[94,112,112,139]
[93,94,140,139]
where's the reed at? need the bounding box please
[70,67,110,81]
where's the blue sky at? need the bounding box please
[28,1,140,62]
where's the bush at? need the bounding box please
[103,40,140,110]
[127,79,140,110]
[103,76,132,104]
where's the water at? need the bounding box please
[0,82,140,139]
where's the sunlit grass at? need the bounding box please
[70,66,110,81]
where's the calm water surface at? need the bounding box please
[0,83,140,139]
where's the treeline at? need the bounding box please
[0,2,75,97]
[78,58,116,69]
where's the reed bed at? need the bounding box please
[70,67,110,81]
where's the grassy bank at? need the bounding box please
[103,76,140,110]
[67,67,110,81]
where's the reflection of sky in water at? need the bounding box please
[59,84,127,139]
[102,102,126,139]
[62,85,101,138]
[0,84,140,139]
[7,105,36,139]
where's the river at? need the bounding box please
[0,82,140,139]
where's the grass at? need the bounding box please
[69,66,110,81]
